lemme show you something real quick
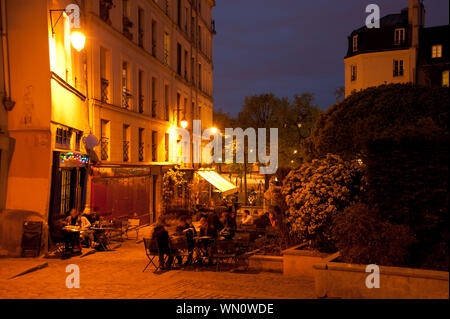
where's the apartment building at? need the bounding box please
[87,0,215,222]
[344,0,449,97]
[0,0,215,255]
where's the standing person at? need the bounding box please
[175,216,197,265]
[240,210,254,226]
[198,216,208,237]
[151,217,173,270]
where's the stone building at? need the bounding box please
[0,0,215,255]
[344,0,449,97]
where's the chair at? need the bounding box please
[234,234,252,270]
[110,219,127,242]
[211,239,236,271]
[126,218,141,241]
[169,236,190,267]
[143,238,162,272]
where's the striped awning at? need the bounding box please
[197,170,238,196]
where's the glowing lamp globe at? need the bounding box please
[71,30,86,52]
[180,119,188,129]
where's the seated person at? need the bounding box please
[151,217,172,270]
[219,211,235,239]
[255,211,270,229]
[175,216,197,265]
[198,216,208,237]
[269,212,277,227]
[240,210,254,226]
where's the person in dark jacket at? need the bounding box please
[151,218,173,270]
[175,216,197,265]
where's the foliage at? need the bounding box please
[162,169,188,211]
[303,84,449,270]
[332,203,415,267]
[303,83,449,161]
[282,154,364,251]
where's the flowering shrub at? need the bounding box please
[162,169,187,211]
[282,154,364,251]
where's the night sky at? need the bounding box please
[212,0,449,115]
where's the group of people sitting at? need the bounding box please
[150,207,280,270]
[53,208,102,255]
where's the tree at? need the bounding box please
[303,84,449,269]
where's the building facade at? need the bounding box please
[344,0,449,97]
[0,0,214,254]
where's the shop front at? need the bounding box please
[91,165,166,225]
[48,151,89,225]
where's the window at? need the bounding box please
[123,124,130,162]
[393,60,404,77]
[100,119,110,161]
[56,127,72,149]
[165,133,170,162]
[184,50,188,80]
[191,102,195,120]
[394,28,405,45]
[177,43,182,76]
[198,25,202,50]
[75,131,83,151]
[164,32,170,66]
[100,47,110,103]
[122,0,132,40]
[351,65,357,81]
[138,8,144,48]
[151,77,157,118]
[152,131,157,162]
[177,0,182,27]
[138,70,144,113]
[151,20,157,57]
[138,128,144,162]
[432,45,443,58]
[198,63,202,89]
[122,62,131,108]
[443,70,449,87]
[352,35,358,52]
[164,84,169,121]
[176,93,181,127]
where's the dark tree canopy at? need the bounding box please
[303,84,449,161]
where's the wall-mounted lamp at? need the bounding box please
[50,4,86,52]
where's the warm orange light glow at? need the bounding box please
[211,127,218,134]
[70,30,86,51]
[180,119,188,129]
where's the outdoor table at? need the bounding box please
[62,226,81,253]
[90,227,114,251]
[192,236,214,265]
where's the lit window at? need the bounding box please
[393,60,404,77]
[352,35,358,52]
[443,70,449,87]
[394,28,405,45]
[351,65,357,81]
[432,45,442,58]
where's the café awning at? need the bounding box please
[197,170,238,196]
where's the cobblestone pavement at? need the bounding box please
[0,229,315,299]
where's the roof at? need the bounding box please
[354,10,409,33]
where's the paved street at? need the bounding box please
[0,229,315,299]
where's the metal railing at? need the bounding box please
[101,137,109,161]
[122,89,132,109]
[163,49,169,66]
[101,78,109,103]
[123,141,130,162]
[139,143,144,162]
[152,100,157,118]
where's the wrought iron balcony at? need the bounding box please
[123,141,130,162]
[139,143,144,162]
[163,49,169,66]
[101,137,109,161]
[138,31,144,48]
[122,88,132,109]
[152,100,157,118]
[99,0,113,24]
[101,78,109,103]
[123,16,133,41]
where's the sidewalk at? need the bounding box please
[0,228,315,299]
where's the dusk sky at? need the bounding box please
[212,0,449,115]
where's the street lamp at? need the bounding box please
[50,4,86,52]
[70,29,86,51]
[180,116,188,129]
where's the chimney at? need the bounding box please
[409,0,425,48]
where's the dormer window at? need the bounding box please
[394,28,405,45]
[432,45,443,58]
[352,35,358,52]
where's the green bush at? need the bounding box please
[333,203,415,267]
